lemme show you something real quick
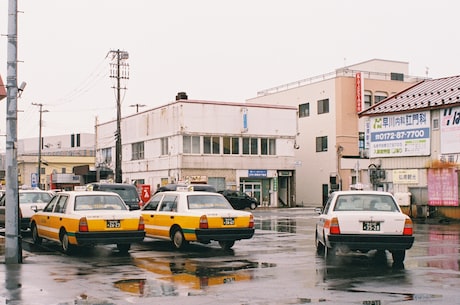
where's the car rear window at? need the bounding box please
[187,195,232,209]
[333,194,398,212]
[74,195,127,211]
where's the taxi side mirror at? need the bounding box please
[314,207,323,214]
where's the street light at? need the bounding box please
[32,103,48,189]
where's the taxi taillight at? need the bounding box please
[199,215,208,229]
[403,218,413,235]
[138,216,145,231]
[249,214,254,228]
[329,217,341,235]
[79,217,89,232]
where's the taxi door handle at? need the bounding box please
[170,216,174,219]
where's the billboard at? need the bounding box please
[440,106,460,154]
[368,111,430,157]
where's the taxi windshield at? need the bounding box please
[74,195,127,211]
[187,195,232,209]
[19,192,52,204]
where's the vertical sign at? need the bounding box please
[242,108,248,132]
[31,173,38,188]
[355,72,363,113]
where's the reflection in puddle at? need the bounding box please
[428,228,459,270]
[115,256,274,295]
[256,217,296,233]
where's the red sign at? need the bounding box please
[356,72,362,113]
[140,184,151,203]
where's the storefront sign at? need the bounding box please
[393,169,418,184]
[368,111,430,157]
[248,170,267,177]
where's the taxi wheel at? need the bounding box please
[391,250,406,266]
[117,243,131,253]
[250,202,257,210]
[171,228,187,249]
[219,240,235,250]
[60,230,74,254]
[31,223,42,245]
[315,232,325,255]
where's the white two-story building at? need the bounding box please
[95,96,298,207]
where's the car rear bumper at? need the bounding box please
[195,228,255,242]
[75,231,145,245]
[327,234,414,250]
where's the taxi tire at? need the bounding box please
[315,231,325,255]
[31,223,42,245]
[60,230,74,254]
[391,250,406,266]
[219,240,235,250]
[117,243,131,253]
[171,228,187,249]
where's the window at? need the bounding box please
[132,142,144,160]
[316,136,328,152]
[261,138,276,155]
[243,137,258,155]
[317,99,329,114]
[374,91,388,103]
[183,135,200,154]
[433,118,439,130]
[61,168,66,174]
[299,103,310,118]
[161,137,169,155]
[364,91,372,109]
[204,136,220,154]
[101,148,112,164]
[71,133,81,148]
[223,137,239,154]
[391,72,404,81]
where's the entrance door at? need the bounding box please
[240,181,262,204]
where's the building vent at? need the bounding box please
[176,92,188,100]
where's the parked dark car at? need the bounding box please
[85,183,142,210]
[218,190,259,210]
[155,183,217,194]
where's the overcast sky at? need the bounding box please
[0,0,459,150]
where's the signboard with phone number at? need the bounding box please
[368,111,430,157]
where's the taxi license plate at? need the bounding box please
[223,218,235,225]
[363,221,380,231]
[107,220,121,228]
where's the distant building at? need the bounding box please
[360,75,460,218]
[95,97,298,207]
[17,133,96,190]
[248,59,427,205]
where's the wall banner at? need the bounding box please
[427,168,458,206]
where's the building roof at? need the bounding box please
[359,75,460,117]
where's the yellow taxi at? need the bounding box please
[30,191,145,254]
[140,190,255,249]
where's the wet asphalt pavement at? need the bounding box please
[1,208,460,305]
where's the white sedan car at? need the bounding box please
[315,190,414,266]
[0,189,54,230]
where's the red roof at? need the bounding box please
[359,75,460,117]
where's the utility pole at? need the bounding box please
[5,0,21,264]
[108,49,129,183]
[129,103,146,113]
[32,103,48,189]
